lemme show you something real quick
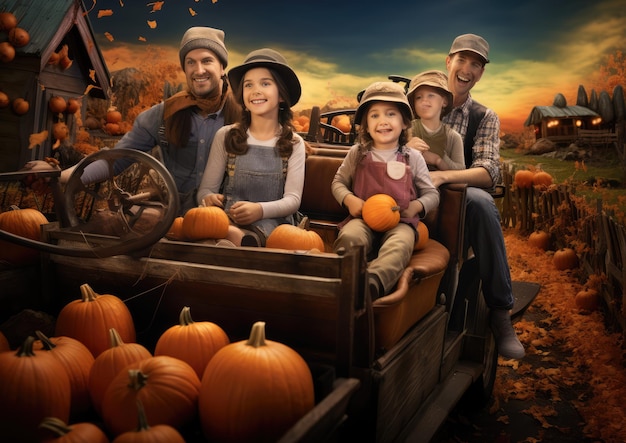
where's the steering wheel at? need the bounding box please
[0,148,179,258]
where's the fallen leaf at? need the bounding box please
[28,130,49,149]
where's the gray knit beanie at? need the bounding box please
[179,27,228,69]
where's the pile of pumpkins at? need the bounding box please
[167,194,429,252]
[0,283,316,442]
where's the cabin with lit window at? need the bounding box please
[0,0,111,172]
[524,104,602,144]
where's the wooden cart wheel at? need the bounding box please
[60,148,179,256]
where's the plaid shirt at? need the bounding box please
[442,95,502,185]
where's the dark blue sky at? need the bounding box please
[86,0,625,130]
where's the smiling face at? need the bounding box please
[446,51,485,106]
[183,48,225,98]
[412,85,448,121]
[242,67,281,118]
[365,102,407,150]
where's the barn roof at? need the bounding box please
[2,0,111,98]
[524,105,599,127]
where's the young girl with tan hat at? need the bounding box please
[407,70,464,171]
[331,81,439,299]
[197,48,306,247]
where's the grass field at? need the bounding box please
[500,144,626,217]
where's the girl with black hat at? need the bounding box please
[197,48,305,247]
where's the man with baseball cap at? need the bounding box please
[58,26,240,215]
[428,34,525,359]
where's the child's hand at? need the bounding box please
[343,194,364,218]
[406,136,430,152]
[229,201,263,225]
[401,200,423,219]
[202,193,225,207]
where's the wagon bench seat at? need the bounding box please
[300,150,453,351]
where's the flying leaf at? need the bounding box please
[97,9,113,18]
[147,1,164,12]
[189,8,197,16]
[28,130,49,149]
[139,36,147,42]
[89,69,96,82]
[104,32,114,42]
[147,20,157,29]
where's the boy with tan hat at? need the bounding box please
[406,70,465,170]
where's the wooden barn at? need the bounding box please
[0,0,111,172]
[524,104,602,144]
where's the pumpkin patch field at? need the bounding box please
[433,228,626,443]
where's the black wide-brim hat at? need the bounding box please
[228,48,301,106]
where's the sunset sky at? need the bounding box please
[87,0,626,133]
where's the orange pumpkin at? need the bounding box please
[0,41,15,63]
[553,248,579,271]
[165,216,186,240]
[8,27,30,48]
[0,336,72,443]
[39,417,110,443]
[101,356,201,436]
[49,96,67,114]
[0,90,9,108]
[154,306,229,379]
[514,169,534,189]
[0,205,48,266]
[89,328,152,416]
[34,331,95,418]
[12,97,29,115]
[182,206,230,240]
[66,98,80,114]
[0,331,9,351]
[332,114,351,133]
[265,217,325,251]
[532,171,553,189]
[106,107,122,124]
[362,194,401,232]
[52,122,70,141]
[55,283,136,357]
[528,230,550,251]
[575,288,600,312]
[111,400,185,443]
[0,12,18,32]
[199,321,315,443]
[414,221,429,250]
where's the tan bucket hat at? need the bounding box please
[406,70,453,117]
[228,48,301,106]
[354,81,412,124]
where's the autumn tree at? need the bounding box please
[590,50,626,95]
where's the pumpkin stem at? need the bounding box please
[179,306,194,326]
[108,327,125,348]
[391,205,400,212]
[135,399,151,431]
[79,283,99,302]
[127,369,149,390]
[16,335,37,357]
[35,330,57,351]
[38,417,73,436]
[246,321,267,348]
[297,216,310,230]
[9,205,20,211]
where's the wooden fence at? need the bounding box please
[498,163,626,335]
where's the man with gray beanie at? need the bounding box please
[57,26,240,215]
[426,33,525,360]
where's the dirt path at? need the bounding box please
[432,229,626,443]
